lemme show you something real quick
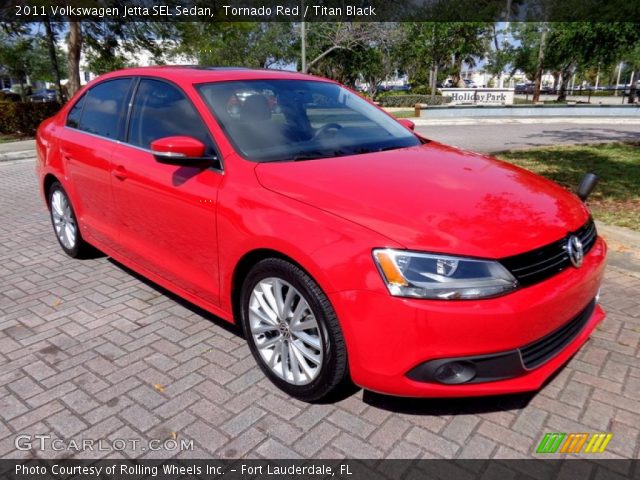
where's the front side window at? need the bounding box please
[197,79,420,162]
[127,78,216,156]
[77,78,132,139]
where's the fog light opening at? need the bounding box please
[434,361,477,384]
[595,289,601,304]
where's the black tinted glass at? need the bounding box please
[79,78,132,138]
[66,94,85,128]
[197,80,420,162]
[128,79,214,155]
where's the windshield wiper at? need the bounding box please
[353,145,403,155]
[291,150,349,161]
[291,151,325,161]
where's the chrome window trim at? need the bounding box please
[63,125,224,174]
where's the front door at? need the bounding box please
[110,78,223,305]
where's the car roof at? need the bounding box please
[90,65,332,90]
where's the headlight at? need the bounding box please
[372,249,518,300]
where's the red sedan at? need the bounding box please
[36,67,606,401]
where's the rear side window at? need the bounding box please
[127,78,215,155]
[77,78,132,139]
[66,94,85,128]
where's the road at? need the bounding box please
[1,158,639,460]
[415,122,640,153]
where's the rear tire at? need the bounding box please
[48,182,93,258]
[240,258,350,402]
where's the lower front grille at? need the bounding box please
[519,299,596,370]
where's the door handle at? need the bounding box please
[113,165,128,181]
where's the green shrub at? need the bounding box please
[0,101,61,136]
[0,91,21,102]
[408,85,438,95]
[377,90,409,98]
[378,95,451,107]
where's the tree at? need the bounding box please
[401,23,456,100]
[0,28,66,100]
[622,43,640,104]
[544,23,640,101]
[0,32,33,99]
[67,21,82,97]
[173,22,296,68]
[400,23,490,101]
[485,23,511,88]
[508,23,546,84]
[356,28,405,99]
[307,24,404,97]
[44,18,65,101]
[532,23,548,103]
[304,23,383,74]
[82,21,177,74]
[445,23,492,87]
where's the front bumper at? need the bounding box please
[329,237,607,397]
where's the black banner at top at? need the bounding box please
[1,0,640,22]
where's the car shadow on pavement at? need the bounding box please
[362,390,536,415]
[107,257,243,337]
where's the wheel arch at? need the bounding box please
[230,248,321,325]
[43,173,60,208]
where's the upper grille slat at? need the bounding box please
[500,219,597,287]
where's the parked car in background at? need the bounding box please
[36,66,606,401]
[515,82,534,94]
[28,89,57,102]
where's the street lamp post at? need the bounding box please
[615,61,623,96]
[300,1,306,73]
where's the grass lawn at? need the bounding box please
[496,143,640,231]
[0,134,30,144]
[390,110,416,118]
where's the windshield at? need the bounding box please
[196,79,421,162]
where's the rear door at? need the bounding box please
[60,78,133,248]
[110,78,223,305]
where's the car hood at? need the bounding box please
[254,142,590,258]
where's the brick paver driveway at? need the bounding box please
[1,159,639,459]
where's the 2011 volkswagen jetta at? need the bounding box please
[36,67,606,401]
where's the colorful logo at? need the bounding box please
[536,433,612,454]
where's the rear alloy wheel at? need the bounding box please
[241,258,349,401]
[48,182,91,258]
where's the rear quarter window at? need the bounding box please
[66,94,86,129]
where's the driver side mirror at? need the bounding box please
[398,119,415,131]
[150,136,215,166]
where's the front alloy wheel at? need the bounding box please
[241,258,349,402]
[248,278,324,385]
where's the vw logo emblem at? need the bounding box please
[567,235,584,268]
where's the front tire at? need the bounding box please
[240,258,349,402]
[48,182,92,258]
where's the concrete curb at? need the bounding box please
[597,222,640,250]
[0,150,36,162]
[412,117,640,126]
[596,221,640,280]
